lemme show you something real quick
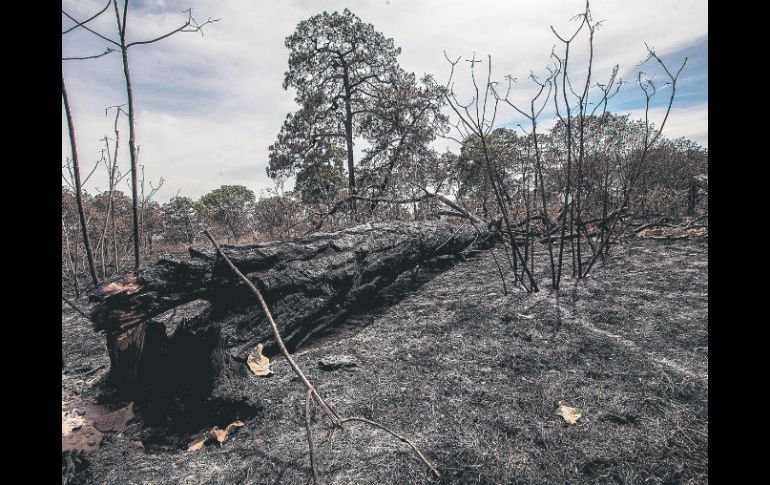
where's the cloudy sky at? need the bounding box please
[62,0,707,202]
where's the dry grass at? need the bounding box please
[62,238,707,484]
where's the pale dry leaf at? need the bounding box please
[213,421,245,443]
[211,427,227,444]
[187,437,206,452]
[247,343,273,376]
[187,420,246,451]
[556,401,582,424]
[225,420,245,434]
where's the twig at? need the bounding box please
[61,9,120,47]
[62,1,112,34]
[62,48,116,61]
[338,417,442,478]
[305,389,320,485]
[202,229,339,422]
[202,229,441,480]
[61,295,91,322]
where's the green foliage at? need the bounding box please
[199,185,256,238]
[253,192,304,238]
[294,151,346,206]
[270,9,402,186]
[357,72,448,196]
[160,196,207,243]
[282,9,401,98]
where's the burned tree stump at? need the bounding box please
[90,220,498,398]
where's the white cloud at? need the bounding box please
[62,0,707,201]
[627,104,708,147]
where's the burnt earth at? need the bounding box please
[62,238,707,484]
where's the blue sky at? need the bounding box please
[613,37,708,111]
[62,0,707,202]
[493,34,708,145]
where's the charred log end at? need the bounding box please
[90,274,147,392]
[111,319,147,387]
[133,300,216,398]
[90,273,142,303]
[90,270,216,397]
[90,257,214,393]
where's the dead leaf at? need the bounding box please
[225,420,245,434]
[187,420,245,451]
[187,437,206,452]
[62,423,103,453]
[210,421,244,443]
[556,401,582,424]
[211,427,227,444]
[247,343,272,376]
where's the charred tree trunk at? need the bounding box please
[62,73,99,287]
[90,220,498,399]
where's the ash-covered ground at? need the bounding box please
[62,238,707,484]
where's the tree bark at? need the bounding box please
[342,63,357,214]
[113,0,142,271]
[90,220,498,396]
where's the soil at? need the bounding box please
[62,237,707,484]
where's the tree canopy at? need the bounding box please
[199,185,255,238]
[269,9,446,210]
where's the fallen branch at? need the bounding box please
[202,229,441,481]
[539,231,600,244]
[90,220,496,391]
[644,234,691,240]
[305,389,320,485]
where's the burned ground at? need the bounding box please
[62,238,707,484]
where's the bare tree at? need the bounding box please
[62,1,217,271]
[94,105,130,277]
[61,2,115,287]
[440,52,539,292]
[62,80,98,288]
[581,47,687,278]
[493,70,558,287]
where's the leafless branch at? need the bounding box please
[61,9,120,47]
[203,230,441,481]
[62,48,116,61]
[126,9,219,48]
[62,1,112,34]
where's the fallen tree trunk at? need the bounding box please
[89,220,498,397]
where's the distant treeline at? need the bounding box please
[62,113,707,295]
